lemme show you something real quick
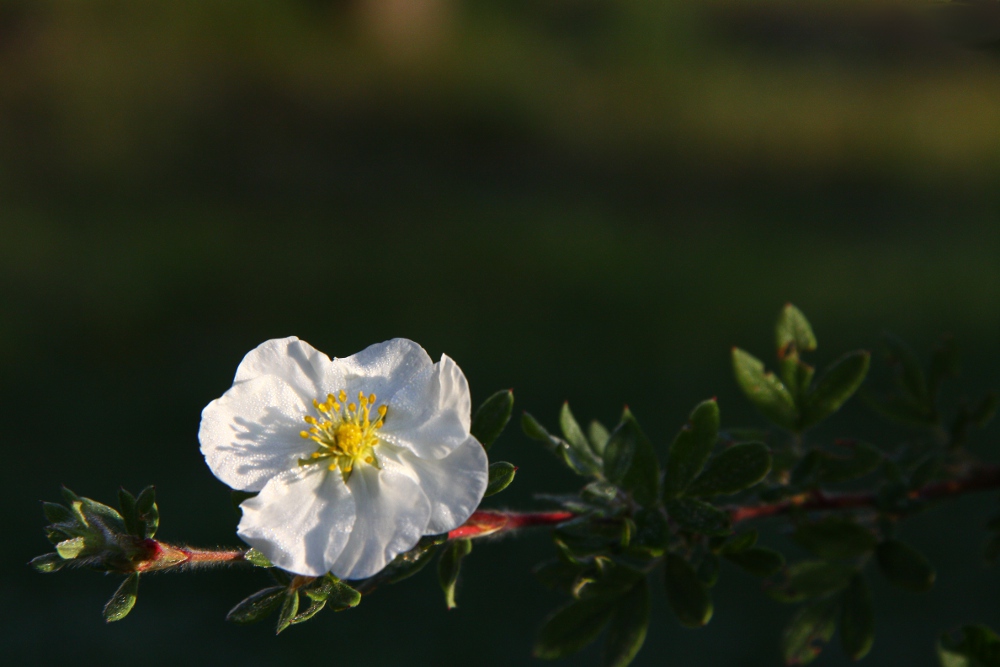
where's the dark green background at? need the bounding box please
[2,1,998,665]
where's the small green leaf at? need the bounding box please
[534,597,616,660]
[732,348,799,432]
[937,624,1000,667]
[687,442,772,497]
[306,574,362,610]
[79,497,126,534]
[840,574,875,661]
[883,333,928,404]
[664,399,720,498]
[782,596,840,666]
[776,303,818,354]
[631,508,669,557]
[698,553,720,587]
[664,553,713,628]
[438,538,472,609]
[523,412,598,476]
[666,498,732,537]
[103,573,139,623]
[604,410,660,507]
[767,561,854,603]
[561,402,601,469]
[724,548,785,577]
[290,599,326,624]
[792,518,877,561]
[227,586,288,624]
[275,591,300,634]
[42,502,74,525]
[117,489,139,537]
[30,553,66,573]
[589,420,610,457]
[801,351,870,429]
[56,537,86,560]
[471,389,514,451]
[244,548,273,568]
[603,578,650,667]
[485,461,517,497]
[876,540,935,592]
[135,486,159,538]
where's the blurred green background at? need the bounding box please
[2,1,999,665]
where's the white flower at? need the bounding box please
[198,337,489,580]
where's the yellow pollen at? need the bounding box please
[327,393,336,403]
[339,390,347,402]
[369,393,376,405]
[299,431,309,438]
[348,402,357,412]
[378,405,388,417]
[304,415,316,424]
[301,387,390,481]
[365,456,374,464]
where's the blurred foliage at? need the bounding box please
[3,0,1000,665]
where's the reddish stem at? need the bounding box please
[447,510,575,540]
[727,464,1000,524]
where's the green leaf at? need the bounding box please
[576,563,645,601]
[883,333,929,404]
[117,489,139,537]
[383,535,446,584]
[533,559,584,593]
[485,461,517,497]
[938,624,1000,667]
[801,351,870,429]
[103,573,139,623]
[687,442,772,497]
[30,553,67,573]
[792,518,877,561]
[666,498,732,537]
[275,591,299,634]
[776,304,818,400]
[776,303,818,354]
[719,530,758,554]
[664,399,720,498]
[767,561,854,603]
[244,548,273,568]
[604,410,660,507]
[227,586,288,624]
[782,596,840,666]
[79,497,126,534]
[664,553,713,627]
[306,575,361,610]
[876,540,935,592]
[290,599,326,624]
[724,548,785,577]
[534,597,616,660]
[471,389,514,451]
[697,553,720,587]
[840,574,875,661]
[523,412,599,476]
[603,578,650,667]
[56,537,86,560]
[589,420,611,457]
[438,538,472,610]
[42,502,74,525]
[134,486,159,538]
[631,508,669,557]
[732,348,799,432]
[561,402,602,469]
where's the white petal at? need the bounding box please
[334,338,433,402]
[331,454,432,580]
[398,436,488,534]
[233,337,339,406]
[238,466,356,576]
[199,374,312,492]
[378,354,472,459]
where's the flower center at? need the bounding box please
[298,389,388,482]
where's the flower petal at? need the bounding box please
[378,354,472,459]
[199,374,312,492]
[331,454,432,580]
[334,338,433,402]
[398,435,488,534]
[233,337,339,406]
[238,466,356,576]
